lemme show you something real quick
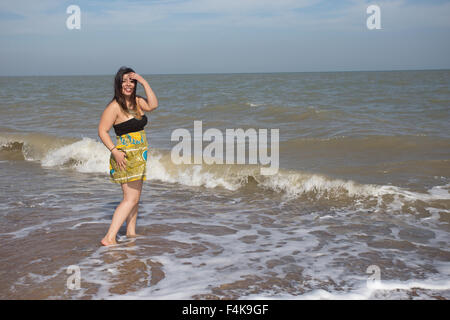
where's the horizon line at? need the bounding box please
[1,67,449,77]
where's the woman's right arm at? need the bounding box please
[98,102,127,171]
[98,102,117,151]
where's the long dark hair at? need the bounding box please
[112,66,141,119]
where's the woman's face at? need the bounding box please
[121,73,135,96]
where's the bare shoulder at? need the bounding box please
[103,99,120,115]
[106,99,120,111]
[99,99,119,129]
[100,100,120,121]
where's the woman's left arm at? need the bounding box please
[130,73,158,112]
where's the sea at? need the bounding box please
[0,70,449,299]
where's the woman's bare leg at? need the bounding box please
[126,203,140,237]
[126,179,144,237]
[101,179,143,246]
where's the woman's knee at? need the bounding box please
[121,181,142,206]
[122,197,140,207]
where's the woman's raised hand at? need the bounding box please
[129,72,146,85]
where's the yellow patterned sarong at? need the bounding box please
[109,130,148,184]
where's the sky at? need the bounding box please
[0,0,449,76]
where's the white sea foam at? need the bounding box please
[243,279,450,300]
[68,210,450,300]
[5,134,449,210]
[41,137,110,173]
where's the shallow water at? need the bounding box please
[0,71,449,299]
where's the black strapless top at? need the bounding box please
[113,114,148,136]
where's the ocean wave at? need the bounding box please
[281,135,450,155]
[243,279,450,300]
[1,132,449,211]
[0,132,77,161]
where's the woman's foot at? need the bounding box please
[126,233,143,238]
[100,237,118,246]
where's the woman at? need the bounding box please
[98,67,158,246]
